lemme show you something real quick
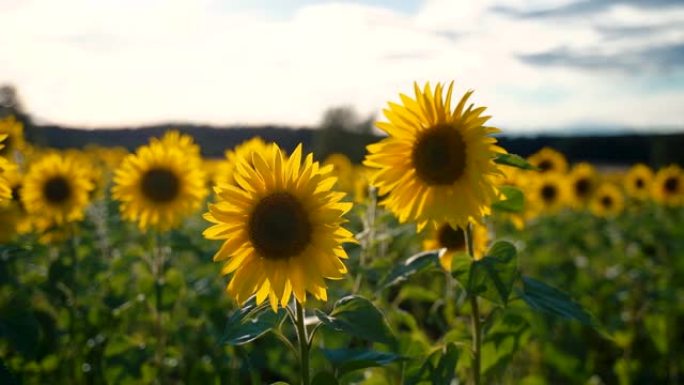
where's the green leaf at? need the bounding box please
[431,343,459,385]
[311,372,338,385]
[468,241,518,305]
[492,186,525,213]
[270,382,291,385]
[222,302,286,346]
[379,250,441,290]
[322,348,405,377]
[494,153,538,170]
[520,276,596,327]
[315,296,395,345]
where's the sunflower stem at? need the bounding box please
[294,300,311,385]
[465,223,481,385]
[152,232,166,385]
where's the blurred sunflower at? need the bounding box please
[651,165,683,206]
[590,183,624,217]
[0,115,24,158]
[423,222,489,270]
[0,135,11,202]
[113,136,207,231]
[496,166,529,229]
[527,172,568,214]
[624,164,653,200]
[364,82,505,231]
[527,147,567,174]
[21,154,94,226]
[203,144,355,312]
[323,153,354,192]
[568,163,597,208]
[159,130,201,158]
[352,166,373,204]
[214,137,270,189]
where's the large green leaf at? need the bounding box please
[455,241,518,305]
[315,296,394,345]
[494,153,538,170]
[322,348,405,377]
[222,302,286,346]
[520,276,596,327]
[407,343,459,385]
[311,372,339,385]
[492,186,525,213]
[379,250,441,290]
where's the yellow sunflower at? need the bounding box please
[159,130,201,158]
[0,135,11,202]
[423,222,489,270]
[0,115,24,158]
[526,172,568,215]
[215,137,270,188]
[624,164,653,200]
[590,183,624,217]
[2,169,33,234]
[364,82,505,231]
[323,153,354,192]
[203,143,355,312]
[112,136,207,231]
[21,154,94,226]
[568,163,598,208]
[527,147,567,174]
[651,165,683,206]
[352,166,373,204]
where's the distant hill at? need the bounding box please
[23,122,684,167]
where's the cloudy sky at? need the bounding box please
[1,0,683,133]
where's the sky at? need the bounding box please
[1,0,683,133]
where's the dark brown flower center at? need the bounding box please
[43,177,71,204]
[141,168,180,203]
[541,184,557,203]
[664,176,679,194]
[437,224,466,251]
[412,125,466,186]
[249,192,312,260]
[635,178,644,189]
[600,195,613,208]
[537,160,553,172]
[574,178,591,198]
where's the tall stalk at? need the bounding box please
[294,301,310,385]
[465,223,481,385]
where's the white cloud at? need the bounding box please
[0,0,682,132]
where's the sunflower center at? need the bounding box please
[249,192,312,260]
[412,125,466,185]
[437,224,466,251]
[43,177,71,204]
[574,178,591,198]
[635,178,644,188]
[537,160,552,172]
[141,168,180,203]
[0,136,10,156]
[664,176,679,193]
[541,184,557,203]
[601,195,613,208]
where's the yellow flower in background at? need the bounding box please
[324,153,355,192]
[624,164,653,200]
[352,166,373,204]
[652,165,683,206]
[21,154,94,226]
[527,172,568,215]
[204,144,355,312]
[215,137,269,188]
[2,169,33,235]
[0,135,11,202]
[159,130,201,158]
[527,147,568,174]
[590,183,624,217]
[112,135,207,231]
[364,82,505,231]
[0,115,24,158]
[568,163,598,208]
[423,222,489,270]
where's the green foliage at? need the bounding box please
[315,296,395,345]
[519,276,596,328]
[494,153,538,170]
[492,186,525,213]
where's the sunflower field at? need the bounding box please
[1,83,683,385]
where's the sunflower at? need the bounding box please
[527,147,567,174]
[624,164,653,200]
[0,135,11,202]
[495,166,529,229]
[423,222,489,270]
[651,165,683,206]
[203,143,355,312]
[21,153,94,226]
[112,135,207,231]
[526,172,568,215]
[323,153,354,192]
[215,137,270,188]
[568,163,598,208]
[590,183,624,217]
[159,130,201,158]
[0,115,24,158]
[364,82,505,231]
